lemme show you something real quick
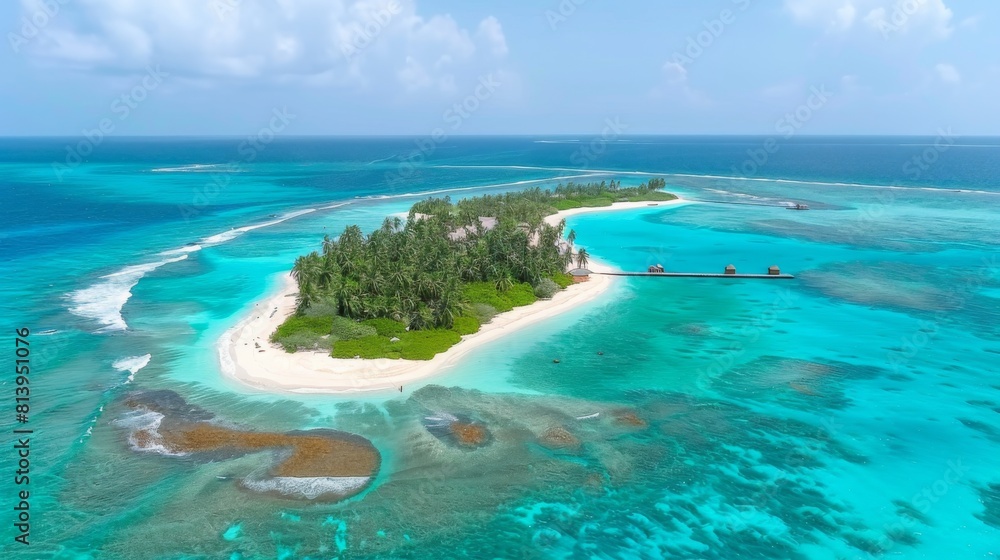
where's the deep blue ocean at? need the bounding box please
[1,136,998,559]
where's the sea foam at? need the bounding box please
[241,476,371,500]
[113,410,188,456]
[69,204,348,333]
[199,208,317,245]
[113,354,152,384]
[151,164,226,173]
[68,255,189,332]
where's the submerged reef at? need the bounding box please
[538,426,581,451]
[117,390,380,501]
[977,483,1000,530]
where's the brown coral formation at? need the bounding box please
[613,410,648,428]
[538,427,581,450]
[788,381,819,396]
[160,424,379,478]
[120,390,380,501]
[449,421,489,447]
[133,429,154,449]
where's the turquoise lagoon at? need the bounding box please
[0,137,998,558]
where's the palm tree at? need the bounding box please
[291,255,308,282]
[291,254,322,291]
[575,248,590,269]
[295,282,318,314]
[318,255,339,289]
[494,275,514,293]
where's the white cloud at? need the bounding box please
[835,3,858,29]
[785,0,859,31]
[651,61,711,107]
[16,0,509,94]
[397,55,433,91]
[786,0,954,40]
[862,0,953,39]
[959,15,981,28]
[935,62,960,84]
[476,16,508,57]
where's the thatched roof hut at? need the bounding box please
[448,216,498,241]
[568,268,592,283]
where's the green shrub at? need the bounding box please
[505,283,537,307]
[270,315,335,352]
[274,332,332,352]
[331,328,463,361]
[463,282,513,312]
[571,196,615,208]
[271,315,333,341]
[330,316,378,340]
[362,318,408,338]
[551,199,582,211]
[551,272,573,289]
[533,278,560,299]
[470,303,498,324]
[451,315,480,336]
[303,300,339,317]
[463,282,536,313]
[332,336,398,359]
[622,191,677,202]
[398,330,462,360]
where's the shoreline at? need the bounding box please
[543,197,687,226]
[219,197,687,394]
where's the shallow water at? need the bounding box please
[1,137,998,558]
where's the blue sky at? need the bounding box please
[2,0,997,135]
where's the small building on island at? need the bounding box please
[568,268,592,283]
[648,264,665,273]
[724,264,737,275]
[448,216,498,242]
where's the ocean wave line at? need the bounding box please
[69,204,353,333]
[354,174,602,201]
[68,255,189,332]
[433,165,999,196]
[151,164,231,173]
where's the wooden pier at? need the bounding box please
[594,271,795,279]
[571,265,794,282]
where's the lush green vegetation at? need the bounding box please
[533,278,560,299]
[551,272,573,289]
[544,178,674,211]
[332,329,463,360]
[461,282,536,313]
[270,315,337,352]
[274,178,673,359]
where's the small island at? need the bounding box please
[221,179,683,393]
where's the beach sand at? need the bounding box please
[543,198,686,226]
[220,198,686,394]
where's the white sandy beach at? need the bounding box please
[220,197,687,394]
[543,198,687,226]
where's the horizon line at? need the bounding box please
[2,133,998,139]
